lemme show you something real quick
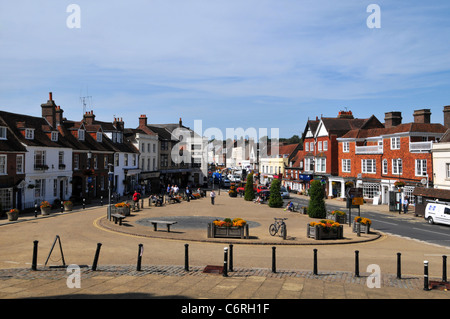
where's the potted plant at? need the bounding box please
[326,210,347,224]
[228,184,238,197]
[7,208,19,221]
[63,200,73,211]
[40,201,52,215]
[353,216,372,234]
[208,217,249,239]
[307,219,343,240]
[394,181,405,189]
[113,202,131,216]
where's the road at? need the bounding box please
[284,196,450,248]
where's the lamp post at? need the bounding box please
[107,163,114,220]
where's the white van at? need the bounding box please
[425,203,450,226]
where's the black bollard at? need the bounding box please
[355,250,360,277]
[229,244,234,272]
[83,198,85,209]
[31,240,38,271]
[272,246,276,273]
[92,243,102,271]
[34,203,38,218]
[100,196,103,206]
[313,249,318,275]
[397,253,402,279]
[424,260,430,291]
[136,244,143,271]
[443,255,447,283]
[184,244,189,271]
[223,247,228,277]
[60,204,64,213]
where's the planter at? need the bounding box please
[352,222,371,234]
[6,211,19,221]
[64,203,73,211]
[207,223,249,239]
[326,212,347,224]
[41,207,51,215]
[307,224,343,240]
[112,205,130,216]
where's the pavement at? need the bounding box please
[1,192,450,303]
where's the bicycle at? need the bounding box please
[269,218,288,237]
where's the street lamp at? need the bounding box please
[107,163,114,220]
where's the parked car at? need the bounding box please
[280,186,290,199]
[222,178,231,188]
[425,202,450,225]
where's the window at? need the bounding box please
[382,159,388,175]
[0,188,13,211]
[305,158,314,171]
[124,154,128,167]
[323,141,328,151]
[133,154,137,166]
[446,163,450,179]
[362,159,376,174]
[25,128,34,140]
[392,158,403,175]
[104,155,109,168]
[316,158,326,173]
[342,159,351,173]
[34,150,46,170]
[96,132,102,142]
[34,179,45,198]
[51,131,58,142]
[16,155,24,174]
[53,179,58,197]
[310,142,314,152]
[0,126,6,140]
[161,141,169,151]
[305,143,309,152]
[58,151,64,169]
[415,159,427,176]
[114,153,119,166]
[362,182,380,199]
[343,142,350,153]
[391,137,400,150]
[74,154,79,170]
[93,154,98,169]
[153,158,156,170]
[153,144,156,153]
[78,129,85,141]
[160,154,168,167]
[318,141,322,152]
[0,155,6,174]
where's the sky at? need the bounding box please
[1,0,450,139]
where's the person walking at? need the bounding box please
[186,187,191,202]
[403,196,409,214]
[210,190,216,205]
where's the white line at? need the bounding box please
[369,218,398,226]
[412,227,450,237]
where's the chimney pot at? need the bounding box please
[49,92,53,101]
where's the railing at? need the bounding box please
[410,141,432,152]
[355,145,383,154]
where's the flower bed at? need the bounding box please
[307,219,343,240]
[326,210,347,224]
[208,218,249,239]
[352,217,371,234]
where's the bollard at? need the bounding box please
[83,198,86,209]
[355,250,360,277]
[60,203,64,213]
[229,244,234,272]
[31,240,38,271]
[136,244,143,271]
[272,246,276,273]
[100,196,103,206]
[282,223,287,240]
[34,203,38,218]
[313,249,318,275]
[443,255,447,283]
[141,199,144,209]
[223,247,228,277]
[397,253,402,279]
[184,244,189,271]
[356,223,361,237]
[424,261,430,291]
[92,243,102,271]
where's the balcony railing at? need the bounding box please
[410,141,432,152]
[355,145,383,154]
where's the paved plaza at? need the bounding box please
[1,192,450,301]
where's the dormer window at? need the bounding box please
[0,126,7,140]
[25,128,34,140]
[78,129,85,141]
[96,132,102,142]
[51,131,58,142]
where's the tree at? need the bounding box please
[268,178,283,208]
[308,180,326,218]
[244,173,255,201]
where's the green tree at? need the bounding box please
[268,178,283,208]
[244,173,255,201]
[308,180,326,218]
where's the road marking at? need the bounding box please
[412,227,450,237]
[369,218,398,226]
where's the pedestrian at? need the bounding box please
[133,190,141,209]
[210,190,216,205]
[186,187,191,202]
[403,196,409,214]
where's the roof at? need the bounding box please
[320,117,370,137]
[412,187,450,200]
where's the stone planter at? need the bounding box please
[41,207,51,216]
[326,212,347,224]
[207,223,249,239]
[112,205,130,216]
[352,222,371,234]
[64,204,73,212]
[307,224,343,240]
[6,211,19,221]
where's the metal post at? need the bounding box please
[355,250,360,277]
[31,240,38,271]
[443,255,447,283]
[92,243,102,271]
[184,244,189,271]
[137,244,143,271]
[313,249,318,275]
[397,253,402,279]
[424,260,430,291]
[356,223,361,237]
[282,223,287,240]
[229,244,233,272]
[34,203,38,218]
[223,247,228,277]
[60,203,64,213]
[272,246,276,273]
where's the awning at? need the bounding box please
[124,169,141,176]
[298,174,312,182]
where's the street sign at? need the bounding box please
[352,197,364,206]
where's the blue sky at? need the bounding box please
[1,1,450,138]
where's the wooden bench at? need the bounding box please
[150,220,177,232]
[111,213,126,225]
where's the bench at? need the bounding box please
[150,220,177,232]
[111,213,126,225]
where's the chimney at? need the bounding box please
[179,117,182,127]
[413,109,431,124]
[41,92,56,127]
[384,111,402,128]
[444,106,450,128]
[139,114,147,127]
[83,110,95,125]
[55,106,64,126]
[114,117,124,131]
[337,110,354,119]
